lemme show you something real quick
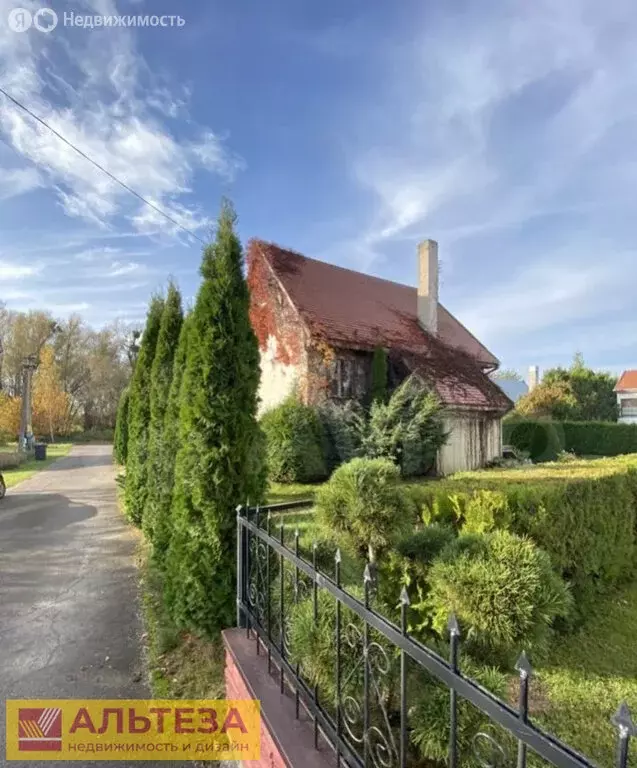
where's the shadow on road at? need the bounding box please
[0,494,98,552]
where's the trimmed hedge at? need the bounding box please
[415,455,637,613]
[505,417,637,459]
[562,420,637,457]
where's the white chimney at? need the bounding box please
[528,365,540,391]
[417,239,439,335]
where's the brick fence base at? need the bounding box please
[222,629,336,768]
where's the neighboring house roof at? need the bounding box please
[615,370,637,391]
[493,378,529,403]
[250,240,512,413]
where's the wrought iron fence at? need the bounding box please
[236,501,636,768]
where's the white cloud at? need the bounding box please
[0,0,244,235]
[0,166,43,201]
[0,261,41,279]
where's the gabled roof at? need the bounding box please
[615,371,637,391]
[252,240,499,366]
[249,240,512,413]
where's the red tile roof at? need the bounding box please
[615,371,637,391]
[250,240,512,413]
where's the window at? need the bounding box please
[330,357,367,400]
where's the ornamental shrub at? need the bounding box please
[504,417,563,462]
[370,346,388,404]
[361,374,447,476]
[125,295,165,526]
[428,530,572,664]
[316,399,364,471]
[315,457,414,559]
[260,397,328,483]
[395,524,456,565]
[113,387,130,464]
[164,201,266,636]
[142,283,183,550]
[417,456,637,614]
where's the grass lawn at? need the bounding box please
[3,443,73,488]
[534,579,637,767]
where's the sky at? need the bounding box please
[0,0,636,378]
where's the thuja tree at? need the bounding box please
[113,387,130,464]
[164,201,266,635]
[142,282,183,546]
[149,314,190,566]
[125,295,165,526]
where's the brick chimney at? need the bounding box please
[417,240,439,335]
[528,365,540,391]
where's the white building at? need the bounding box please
[615,371,637,424]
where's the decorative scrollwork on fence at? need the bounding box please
[472,729,509,768]
[246,536,268,628]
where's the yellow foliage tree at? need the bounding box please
[0,394,22,443]
[33,346,71,441]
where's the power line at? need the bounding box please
[0,85,207,245]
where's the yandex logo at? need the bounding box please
[6,700,260,761]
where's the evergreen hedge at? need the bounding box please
[164,202,266,636]
[505,416,637,459]
[142,282,183,548]
[413,455,637,613]
[125,295,164,526]
[562,420,637,456]
[113,387,130,464]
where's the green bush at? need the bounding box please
[504,417,563,462]
[562,420,637,457]
[410,661,510,767]
[316,400,363,471]
[370,346,388,404]
[417,456,637,613]
[315,458,414,559]
[427,530,572,664]
[261,397,328,483]
[396,525,455,564]
[361,374,447,477]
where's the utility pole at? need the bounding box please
[18,354,38,451]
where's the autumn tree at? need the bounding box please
[542,354,618,422]
[125,295,165,526]
[516,380,579,420]
[32,346,71,441]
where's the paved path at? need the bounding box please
[0,444,165,766]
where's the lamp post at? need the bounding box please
[18,354,38,452]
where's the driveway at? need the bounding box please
[0,444,162,766]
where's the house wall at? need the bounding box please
[617,391,637,424]
[437,412,502,475]
[248,248,309,416]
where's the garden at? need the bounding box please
[258,452,637,768]
[114,201,636,768]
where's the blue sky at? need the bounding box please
[0,0,636,378]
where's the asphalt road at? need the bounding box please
[0,444,176,767]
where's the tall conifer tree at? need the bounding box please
[164,202,265,635]
[143,282,183,545]
[125,295,164,526]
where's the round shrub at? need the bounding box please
[260,397,328,483]
[506,418,564,462]
[396,524,456,565]
[428,530,572,664]
[315,458,414,558]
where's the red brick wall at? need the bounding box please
[225,647,287,768]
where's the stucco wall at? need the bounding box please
[438,413,502,475]
[248,244,310,416]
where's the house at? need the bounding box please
[492,377,528,403]
[247,238,513,475]
[615,371,637,424]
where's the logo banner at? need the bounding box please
[6,699,260,761]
